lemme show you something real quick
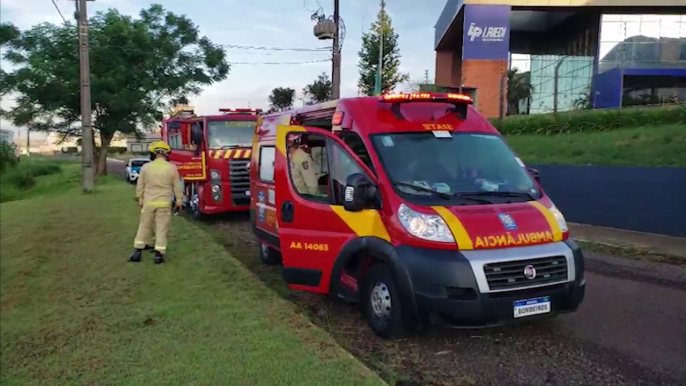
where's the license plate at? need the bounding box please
[513,296,550,318]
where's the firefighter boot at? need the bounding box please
[129,249,143,263]
[154,250,165,265]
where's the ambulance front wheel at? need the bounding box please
[259,243,282,265]
[361,263,405,339]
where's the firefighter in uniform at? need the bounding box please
[129,141,184,264]
[288,137,320,195]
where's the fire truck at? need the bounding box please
[161,105,261,218]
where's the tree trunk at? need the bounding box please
[96,133,113,176]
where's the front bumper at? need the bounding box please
[396,240,585,328]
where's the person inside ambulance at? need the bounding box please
[288,135,322,196]
[130,141,184,264]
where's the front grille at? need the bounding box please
[229,159,250,206]
[483,256,568,291]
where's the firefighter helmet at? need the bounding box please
[149,140,171,154]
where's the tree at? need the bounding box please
[303,73,332,105]
[357,0,409,96]
[0,23,20,117]
[2,5,229,175]
[268,87,295,112]
[507,69,534,115]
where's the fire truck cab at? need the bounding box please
[250,93,585,338]
[162,105,260,218]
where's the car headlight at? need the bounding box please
[398,204,454,243]
[549,204,569,233]
[210,170,220,180]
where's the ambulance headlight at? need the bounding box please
[549,204,568,233]
[398,204,454,243]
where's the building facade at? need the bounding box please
[434,0,686,117]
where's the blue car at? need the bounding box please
[125,158,150,184]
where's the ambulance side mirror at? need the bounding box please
[343,173,377,212]
[527,167,540,182]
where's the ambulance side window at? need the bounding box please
[340,132,375,174]
[258,146,275,182]
[329,142,368,205]
[287,133,331,203]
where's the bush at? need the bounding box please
[108,146,128,154]
[0,160,62,195]
[491,104,686,135]
[0,142,18,172]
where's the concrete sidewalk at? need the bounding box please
[570,223,686,259]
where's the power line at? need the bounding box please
[50,0,68,24]
[222,44,331,52]
[227,59,329,65]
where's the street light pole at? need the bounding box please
[331,0,341,100]
[77,0,95,191]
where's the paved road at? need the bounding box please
[106,158,686,385]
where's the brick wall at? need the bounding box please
[462,59,508,119]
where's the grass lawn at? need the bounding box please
[0,180,383,385]
[506,124,686,167]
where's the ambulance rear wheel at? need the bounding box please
[259,243,281,265]
[361,264,404,339]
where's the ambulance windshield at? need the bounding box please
[207,120,255,149]
[371,132,540,204]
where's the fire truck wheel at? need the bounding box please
[259,243,282,265]
[361,263,404,339]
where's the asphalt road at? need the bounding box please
[107,158,686,385]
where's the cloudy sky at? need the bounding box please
[0,0,538,139]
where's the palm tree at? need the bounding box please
[507,69,533,115]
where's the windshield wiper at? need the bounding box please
[392,181,452,199]
[219,144,248,149]
[392,182,491,204]
[456,191,535,200]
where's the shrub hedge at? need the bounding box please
[60,146,128,154]
[491,104,686,135]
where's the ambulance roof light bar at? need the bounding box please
[379,92,473,104]
[379,92,473,120]
[219,108,263,115]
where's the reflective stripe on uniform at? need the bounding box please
[145,200,171,207]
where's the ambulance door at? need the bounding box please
[274,124,380,294]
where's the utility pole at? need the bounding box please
[26,128,30,157]
[331,0,341,100]
[77,0,95,191]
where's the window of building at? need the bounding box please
[258,146,275,182]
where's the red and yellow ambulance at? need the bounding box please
[249,93,585,338]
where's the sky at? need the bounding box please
[0,0,456,139]
[5,1,676,141]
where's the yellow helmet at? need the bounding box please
[149,140,171,154]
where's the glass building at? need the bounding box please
[526,14,686,114]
